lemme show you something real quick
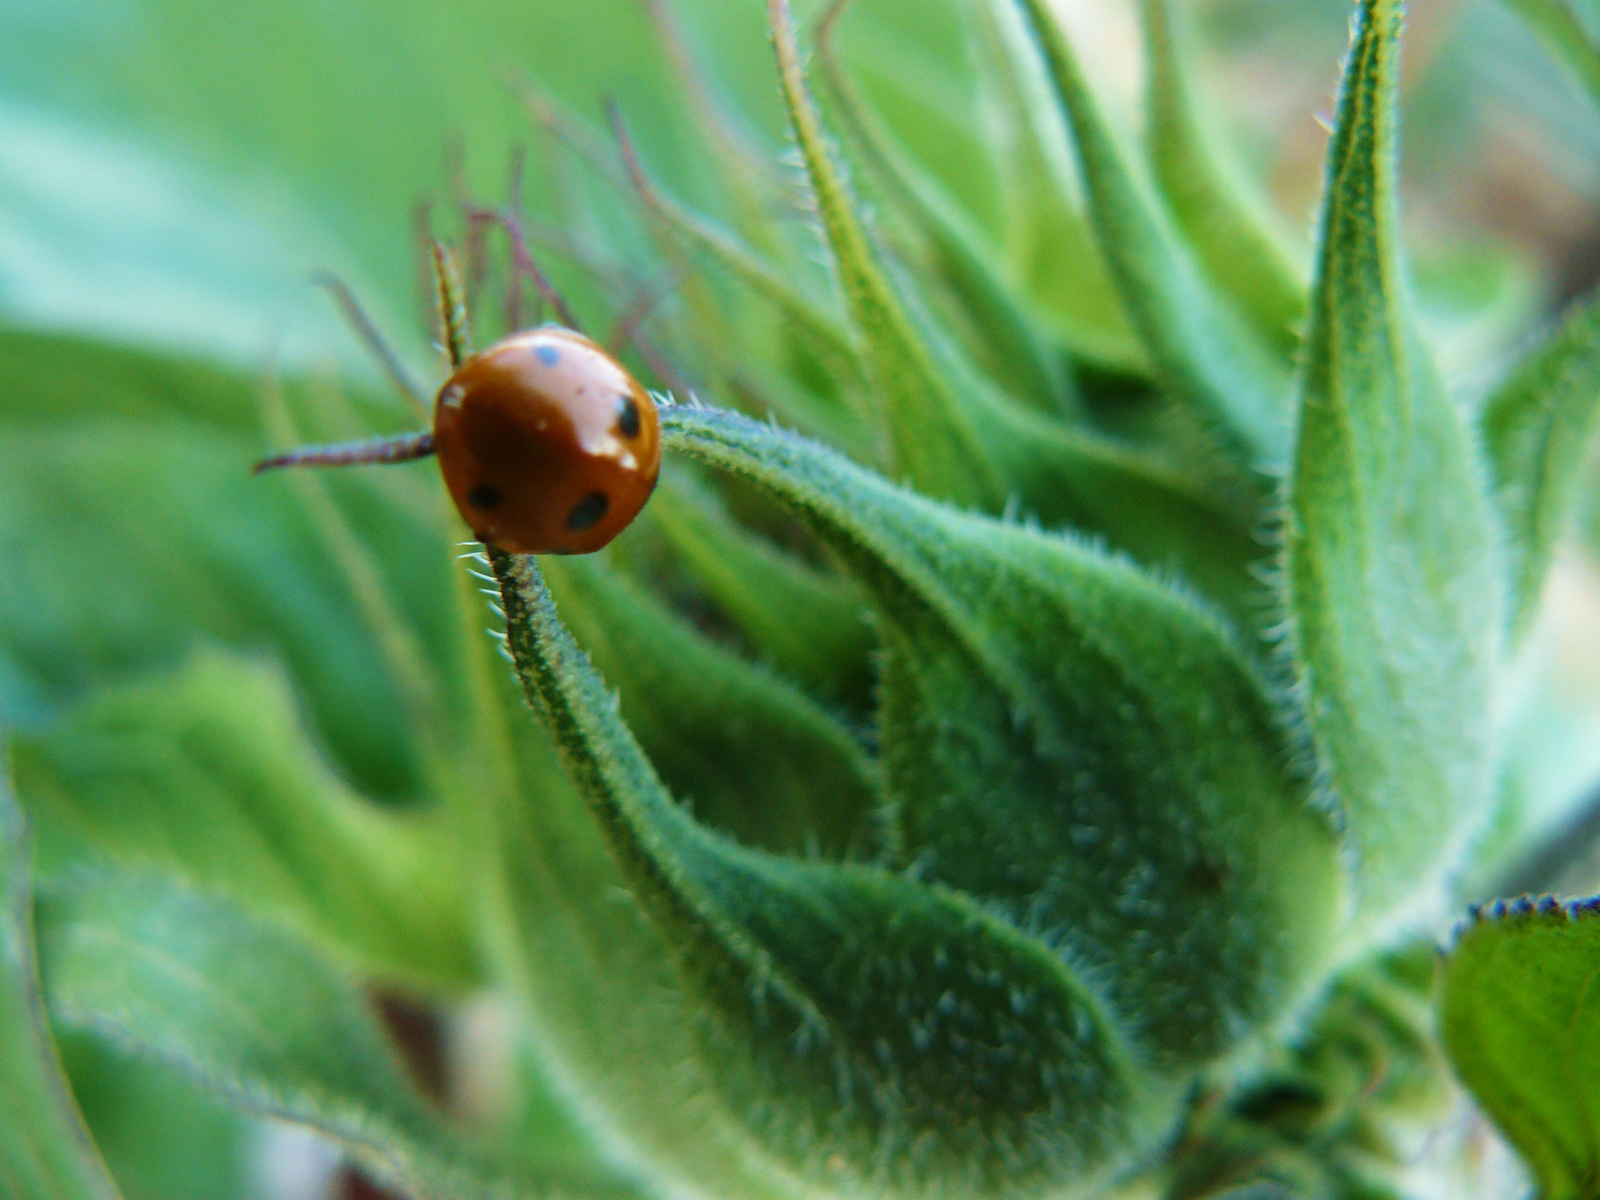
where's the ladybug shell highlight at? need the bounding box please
[433,328,662,555]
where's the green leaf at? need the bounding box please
[662,405,1343,1071]
[488,545,1161,1197]
[1009,0,1294,469]
[1480,289,1600,635]
[10,648,476,989]
[1503,0,1600,108]
[963,0,1145,376]
[813,15,1080,419]
[766,0,1000,508]
[760,0,1272,622]
[643,475,877,710]
[1283,0,1502,927]
[36,868,641,1200]
[0,327,461,803]
[1137,0,1306,354]
[0,768,123,1200]
[543,555,881,858]
[56,1032,252,1200]
[1438,895,1600,1200]
[615,120,866,393]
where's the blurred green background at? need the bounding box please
[3,0,1599,1197]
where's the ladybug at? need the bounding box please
[257,326,662,555]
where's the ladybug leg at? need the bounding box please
[254,431,436,474]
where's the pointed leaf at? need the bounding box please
[1009,0,1293,468]
[767,0,1001,507]
[616,127,865,392]
[488,546,1160,1197]
[964,0,1146,375]
[766,0,1271,611]
[1284,0,1503,925]
[814,26,1080,418]
[0,769,123,1200]
[36,868,640,1200]
[1438,895,1600,1200]
[544,555,880,857]
[10,649,476,989]
[1138,0,1306,353]
[663,405,1343,1071]
[1480,289,1600,634]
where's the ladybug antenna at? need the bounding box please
[308,271,431,412]
[430,239,475,368]
[254,431,436,476]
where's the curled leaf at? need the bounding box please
[661,405,1343,1072]
[489,546,1159,1197]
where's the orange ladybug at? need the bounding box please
[257,326,662,555]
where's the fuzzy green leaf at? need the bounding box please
[814,21,1079,419]
[1009,0,1293,468]
[767,0,1000,507]
[1138,0,1306,354]
[765,0,1270,616]
[644,477,877,710]
[1480,289,1600,634]
[55,1033,253,1200]
[1284,0,1501,927]
[10,649,476,989]
[544,555,880,857]
[36,868,640,1200]
[663,405,1343,1071]
[962,0,1145,376]
[0,769,123,1200]
[1438,895,1600,1200]
[488,545,1158,1198]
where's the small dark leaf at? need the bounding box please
[544,555,881,857]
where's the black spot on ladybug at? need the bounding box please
[615,394,641,439]
[567,491,610,532]
[468,484,502,510]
